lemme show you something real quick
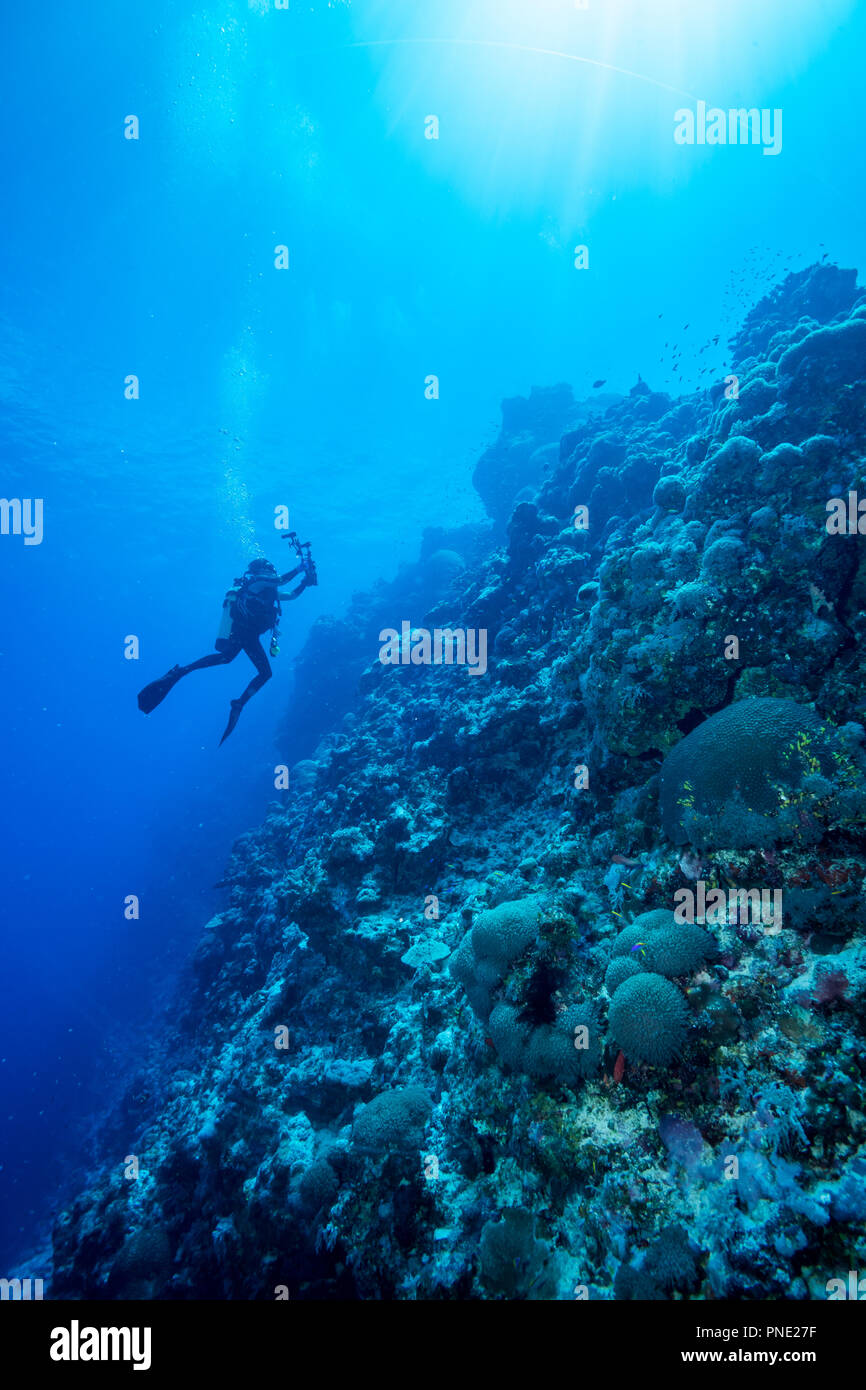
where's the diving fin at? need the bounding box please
[219,698,245,746]
[137,665,185,715]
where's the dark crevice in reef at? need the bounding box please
[676,667,743,736]
[825,536,861,638]
[51,262,866,1301]
[676,707,708,736]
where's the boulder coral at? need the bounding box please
[659,697,853,848]
[608,974,690,1067]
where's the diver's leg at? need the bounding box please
[219,637,272,744]
[237,636,273,701]
[138,641,240,715]
[181,643,240,674]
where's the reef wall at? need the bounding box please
[53,264,866,1300]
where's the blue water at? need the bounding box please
[1,0,864,1272]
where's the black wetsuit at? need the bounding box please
[182,623,273,703]
[190,573,281,707]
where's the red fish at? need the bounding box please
[613,1050,626,1083]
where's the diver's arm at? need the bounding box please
[277,579,308,601]
[278,565,303,585]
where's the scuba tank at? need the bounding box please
[216,581,242,646]
[216,563,285,653]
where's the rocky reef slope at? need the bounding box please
[53,263,866,1300]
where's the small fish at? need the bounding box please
[610,853,641,866]
[592,379,606,389]
[613,1051,626,1083]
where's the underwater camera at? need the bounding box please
[283,529,317,585]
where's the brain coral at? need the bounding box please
[604,956,644,995]
[612,910,677,958]
[611,921,654,959]
[489,1000,600,1082]
[449,932,502,1020]
[644,1224,699,1293]
[450,896,545,1020]
[471,896,544,970]
[608,973,689,1066]
[479,1208,556,1299]
[614,1224,699,1300]
[660,697,836,849]
[608,911,714,986]
[642,922,716,978]
[488,1001,531,1067]
[108,1227,172,1299]
[528,1003,601,1081]
[352,1087,432,1154]
[298,1158,339,1217]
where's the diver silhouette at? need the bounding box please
[137,542,317,744]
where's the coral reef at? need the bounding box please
[50,263,866,1300]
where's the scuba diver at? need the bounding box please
[137,533,317,745]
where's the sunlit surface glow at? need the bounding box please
[343,38,700,102]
